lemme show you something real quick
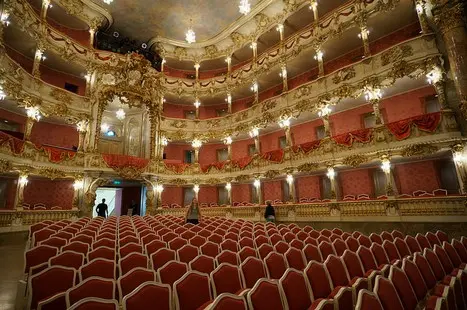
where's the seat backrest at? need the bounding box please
[415,233,431,250]
[151,248,176,270]
[370,243,390,266]
[189,254,215,275]
[342,249,364,278]
[240,256,266,289]
[247,278,286,310]
[433,244,454,275]
[451,239,467,263]
[435,231,448,243]
[401,258,427,302]
[278,268,312,310]
[49,251,85,270]
[67,297,118,310]
[423,248,446,281]
[393,238,411,258]
[356,289,383,310]
[120,243,143,258]
[357,235,372,248]
[206,293,247,310]
[257,243,274,260]
[345,237,360,252]
[318,241,336,260]
[66,276,115,308]
[211,263,243,297]
[117,267,157,302]
[413,253,437,289]
[79,258,115,281]
[177,244,199,264]
[119,252,148,276]
[357,246,378,272]
[324,255,350,287]
[426,232,441,248]
[39,237,67,250]
[304,261,333,300]
[388,266,418,310]
[189,235,206,247]
[382,240,401,261]
[200,241,220,258]
[303,244,322,263]
[62,241,89,256]
[25,245,58,274]
[29,266,76,310]
[264,251,287,280]
[373,275,404,310]
[369,233,383,245]
[238,246,257,263]
[215,250,239,266]
[220,239,239,253]
[332,239,348,256]
[284,247,306,271]
[174,271,212,310]
[157,260,188,287]
[88,246,115,262]
[404,235,421,254]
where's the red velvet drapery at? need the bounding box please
[40,146,76,163]
[332,128,372,146]
[102,154,149,169]
[201,161,227,173]
[232,156,253,169]
[386,112,441,140]
[0,131,24,154]
[164,162,190,173]
[292,140,321,153]
[260,149,284,163]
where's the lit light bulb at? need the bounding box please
[249,128,259,137]
[155,184,164,193]
[101,123,110,132]
[19,175,28,186]
[116,108,126,120]
[223,136,233,145]
[239,0,251,15]
[225,182,232,190]
[279,118,291,128]
[194,99,201,108]
[192,139,202,149]
[286,174,294,184]
[381,159,391,174]
[326,167,336,179]
[318,105,332,118]
[73,180,84,190]
[253,179,261,188]
[193,184,200,193]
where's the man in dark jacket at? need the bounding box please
[264,201,276,223]
[96,198,108,218]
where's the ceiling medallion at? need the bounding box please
[239,0,251,15]
[185,19,196,44]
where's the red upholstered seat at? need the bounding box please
[181,230,196,240]
[370,243,390,267]
[391,230,404,240]
[150,248,176,270]
[93,238,116,250]
[62,241,89,257]
[346,237,360,252]
[342,250,378,289]
[393,237,411,258]
[88,246,115,262]
[333,239,348,256]
[426,232,441,248]
[401,258,428,302]
[238,237,254,249]
[257,243,274,260]
[369,233,383,245]
[382,240,401,262]
[388,266,418,310]
[161,231,178,243]
[355,289,383,310]
[49,251,85,269]
[304,237,319,246]
[28,266,76,310]
[404,235,422,254]
[264,251,287,280]
[284,247,306,271]
[436,231,449,243]
[220,239,239,253]
[67,297,118,310]
[39,237,67,250]
[205,293,247,310]
[215,250,239,266]
[122,281,172,310]
[279,268,312,310]
[319,241,336,260]
[119,236,139,247]
[33,228,56,246]
[157,260,188,286]
[211,263,244,297]
[168,237,188,251]
[69,235,93,247]
[25,245,58,274]
[274,241,289,254]
[117,267,156,302]
[240,256,266,289]
[380,231,394,242]
[189,235,206,247]
[200,241,220,258]
[189,255,216,275]
[303,244,323,263]
[238,246,257,263]
[247,279,286,310]
[177,244,199,264]
[79,258,115,281]
[357,235,372,248]
[207,233,223,245]
[174,271,212,310]
[119,252,148,275]
[452,239,467,263]
[373,276,404,310]
[254,235,270,248]
[416,233,431,250]
[66,277,115,307]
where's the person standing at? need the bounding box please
[264,201,276,223]
[96,198,108,218]
[131,200,139,216]
[185,198,202,224]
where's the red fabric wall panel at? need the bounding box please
[23,179,74,209]
[46,18,90,46]
[339,169,374,198]
[199,186,218,204]
[161,186,183,206]
[370,22,421,55]
[262,181,283,202]
[5,46,34,74]
[291,119,322,145]
[296,176,321,200]
[199,104,228,120]
[39,64,86,96]
[232,184,251,204]
[288,67,319,90]
[164,143,192,162]
[199,143,224,165]
[260,130,284,153]
[231,138,254,160]
[330,105,374,136]
[231,98,252,113]
[381,86,435,123]
[395,161,440,195]
[163,103,190,118]
[30,122,79,148]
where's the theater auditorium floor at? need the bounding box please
[0,232,27,310]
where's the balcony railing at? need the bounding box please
[0,210,79,230]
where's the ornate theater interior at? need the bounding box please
[0,0,466,309]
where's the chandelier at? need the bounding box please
[0,86,6,100]
[239,0,251,15]
[186,19,196,44]
[103,0,113,4]
[116,108,126,120]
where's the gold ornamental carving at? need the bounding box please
[114,167,144,180]
[381,45,413,66]
[401,144,439,158]
[170,178,187,186]
[206,178,222,185]
[332,67,356,85]
[342,155,368,168]
[38,168,67,180]
[170,120,188,129]
[235,174,251,183]
[264,170,280,179]
[0,160,12,173]
[433,0,465,34]
[297,162,319,172]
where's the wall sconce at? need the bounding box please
[426,67,442,85]
[250,82,258,93]
[226,93,232,104]
[26,106,41,121]
[194,98,201,108]
[73,180,84,190]
[76,120,88,133]
[286,174,294,184]
[317,105,332,118]
[253,179,261,188]
[249,128,259,137]
[314,50,324,61]
[278,118,291,128]
[160,136,169,146]
[381,159,391,174]
[223,136,232,145]
[193,184,200,193]
[19,175,29,186]
[191,139,202,149]
[155,184,164,193]
[326,167,336,179]
[0,12,10,26]
[225,182,232,191]
[364,87,382,101]
[453,152,465,164]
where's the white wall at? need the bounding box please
[93,188,121,217]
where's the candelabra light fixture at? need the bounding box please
[453,151,465,164]
[73,180,84,190]
[358,29,370,39]
[101,123,110,132]
[193,184,200,193]
[381,159,391,174]
[318,105,332,118]
[309,0,317,10]
[191,139,202,149]
[239,0,251,15]
[0,12,10,26]
[225,182,232,191]
[35,49,46,62]
[194,98,201,108]
[223,136,233,145]
[278,117,291,128]
[250,82,258,93]
[286,174,294,184]
[279,66,287,78]
[326,167,336,179]
[426,67,442,85]
[364,87,383,101]
[26,106,41,121]
[160,136,169,146]
[155,184,164,193]
[76,120,88,132]
[253,179,261,188]
[116,108,126,121]
[249,128,259,137]
[0,86,6,100]
[226,93,232,104]
[314,50,324,61]
[185,19,196,44]
[103,0,113,4]
[19,175,29,186]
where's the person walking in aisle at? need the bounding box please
[96,198,108,218]
[185,197,202,224]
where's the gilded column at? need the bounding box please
[40,0,51,20]
[192,139,202,164]
[286,174,296,203]
[318,105,332,136]
[154,183,164,212]
[415,1,431,34]
[310,0,318,25]
[315,49,324,77]
[24,117,36,141]
[76,120,88,152]
[365,87,383,124]
[14,173,28,210]
[359,26,371,58]
[225,182,232,206]
[193,184,200,200]
[223,137,232,160]
[251,81,259,104]
[93,101,105,151]
[326,167,337,201]
[148,106,159,159]
[254,179,263,205]
[32,47,45,78]
[279,118,292,146]
[72,178,84,210]
[381,156,396,197]
[433,1,467,117]
[452,144,467,194]
[194,63,200,80]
